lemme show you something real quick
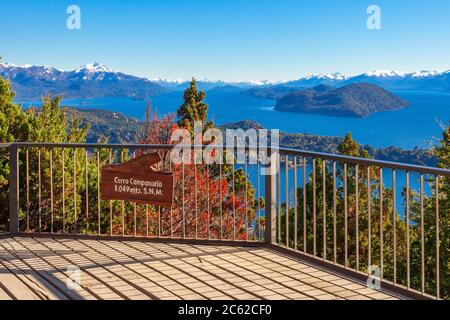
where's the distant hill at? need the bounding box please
[65,107,143,143]
[207,85,244,94]
[274,83,410,117]
[242,85,303,99]
[153,79,262,92]
[0,63,167,100]
[218,120,265,131]
[218,120,436,166]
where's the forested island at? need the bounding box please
[274,83,410,117]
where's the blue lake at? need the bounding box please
[27,90,450,149]
[22,90,447,219]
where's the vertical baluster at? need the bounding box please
[379,168,384,280]
[109,149,113,235]
[194,162,198,238]
[323,160,327,260]
[344,162,348,267]
[333,161,337,263]
[9,146,20,233]
[85,148,89,234]
[158,207,161,237]
[355,164,359,270]
[219,163,223,239]
[406,171,410,289]
[436,175,440,299]
[294,156,298,250]
[303,157,307,253]
[392,169,397,284]
[420,174,425,294]
[26,149,30,231]
[159,149,163,237]
[245,153,249,241]
[232,160,236,240]
[257,156,261,240]
[38,148,42,232]
[134,205,137,237]
[285,154,289,247]
[170,157,173,238]
[97,149,100,235]
[73,148,77,230]
[182,160,185,238]
[368,166,371,272]
[121,150,125,236]
[146,204,149,237]
[50,149,54,233]
[278,154,281,244]
[313,159,316,256]
[62,148,66,233]
[133,150,137,237]
[207,163,210,240]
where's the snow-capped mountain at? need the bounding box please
[341,69,450,91]
[152,77,280,91]
[0,62,166,100]
[285,72,351,88]
[1,62,449,100]
[244,69,450,99]
[74,62,114,73]
[281,69,450,92]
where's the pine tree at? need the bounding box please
[0,74,32,144]
[434,124,450,169]
[177,78,213,134]
[0,74,32,230]
[427,123,450,298]
[338,132,370,158]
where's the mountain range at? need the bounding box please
[0,62,167,100]
[1,62,449,100]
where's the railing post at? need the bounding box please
[264,148,277,244]
[9,144,19,234]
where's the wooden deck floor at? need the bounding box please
[0,236,402,300]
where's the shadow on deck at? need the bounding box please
[0,236,403,300]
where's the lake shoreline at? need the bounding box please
[17,90,450,150]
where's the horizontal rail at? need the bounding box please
[0,143,12,148]
[280,147,450,177]
[3,142,449,177]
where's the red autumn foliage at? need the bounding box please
[134,109,256,240]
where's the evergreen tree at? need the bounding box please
[0,75,32,230]
[0,73,93,232]
[338,132,371,158]
[177,78,213,134]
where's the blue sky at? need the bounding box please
[1,0,449,81]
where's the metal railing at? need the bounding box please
[270,147,450,300]
[1,142,450,300]
[2,143,264,243]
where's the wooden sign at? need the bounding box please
[100,153,174,207]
